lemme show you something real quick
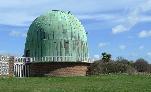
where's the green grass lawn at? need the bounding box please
[0,74,151,92]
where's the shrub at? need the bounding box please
[115,57,133,66]
[134,58,149,72]
[126,65,137,75]
[147,64,151,73]
[89,61,103,75]
[89,61,135,75]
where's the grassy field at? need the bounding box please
[0,74,151,92]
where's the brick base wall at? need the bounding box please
[9,56,14,77]
[26,62,90,77]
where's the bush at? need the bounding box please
[134,58,149,72]
[89,61,103,75]
[147,64,151,73]
[89,61,135,75]
[126,66,137,75]
[115,57,133,66]
[90,56,150,75]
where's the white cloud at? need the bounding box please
[147,52,151,56]
[112,25,128,34]
[98,42,109,48]
[94,54,100,59]
[139,45,144,50]
[130,52,138,57]
[0,0,142,13]
[22,32,27,37]
[77,13,121,21]
[9,31,20,37]
[112,0,151,34]
[119,45,126,50]
[138,30,151,38]
[0,12,35,26]
[0,0,145,26]
[140,15,151,22]
[9,30,27,37]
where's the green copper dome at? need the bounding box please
[24,10,88,62]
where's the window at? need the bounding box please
[43,31,46,39]
[64,41,69,55]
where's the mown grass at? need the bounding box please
[0,74,151,92]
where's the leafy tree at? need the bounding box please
[101,52,111,63]
[134,58,149,72]
[90,61,134,75]
[115,56,133,66]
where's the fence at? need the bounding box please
[0,56,9,76]
[0,56,93,77]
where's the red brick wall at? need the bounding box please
[8,56,14,77]
[26,62,90,77]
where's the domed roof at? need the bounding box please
[27,10,87,41]
[24,10,88,62]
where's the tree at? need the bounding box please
[134,58,149,72]
[115,56,133,65]
[101,52,111,63]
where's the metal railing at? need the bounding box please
[0,55,94,63]
[14,56,91,63]
[0,56,9,61]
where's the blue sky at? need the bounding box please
[0,0,151,62]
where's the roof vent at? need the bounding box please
[68,11,71,14]
[52,10,59,11]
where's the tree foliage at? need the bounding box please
[101,52,111,62]
[90,61,135,75]
[134,58,149,72]
[90,53,151,75]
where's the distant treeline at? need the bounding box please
[90,52,151,75]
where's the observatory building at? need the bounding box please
[0,10,90,77]
[24,10,89,62]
